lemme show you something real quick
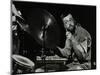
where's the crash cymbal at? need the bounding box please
[26,8,61,48]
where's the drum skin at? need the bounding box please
[12,54,35,74]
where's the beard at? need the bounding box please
[67,25,75,34]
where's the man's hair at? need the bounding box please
[60,11,71,19]
[61,12,77,25]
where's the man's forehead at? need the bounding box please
[63,14,73,21]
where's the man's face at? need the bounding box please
[63,14,75,31]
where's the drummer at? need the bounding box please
[57,13,91,70]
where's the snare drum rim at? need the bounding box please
[12,55,35,68]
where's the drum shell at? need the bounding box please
[12,58,34,74]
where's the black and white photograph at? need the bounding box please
[11,0,96,74]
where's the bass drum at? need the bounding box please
[12,54,35,74]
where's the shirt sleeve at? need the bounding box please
[74,26,91,61]
[78,38,91,61]
[62,39,72,58]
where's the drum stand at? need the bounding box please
[40,25,47,72]
[41,48,47,72]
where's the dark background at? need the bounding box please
[13,1,96,69]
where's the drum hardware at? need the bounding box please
[12,54,35,74]
[12,7,62,72]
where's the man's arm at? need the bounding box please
[71,36,90,62]
[57,39,72,58]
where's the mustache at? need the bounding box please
[69,24,74,27]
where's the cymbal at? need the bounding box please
[26,8,61,48]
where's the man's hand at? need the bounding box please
[57,46,64,51]
[66,31,72,39]
[56,45,71,58]
[56,46,67,58]
[65,31,77,44]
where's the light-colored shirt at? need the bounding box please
[60,25,91,61]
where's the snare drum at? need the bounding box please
[12,54,35,74]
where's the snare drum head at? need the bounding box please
[12,54,35,67]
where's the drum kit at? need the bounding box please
[12,54,35,74]
[12,4,62,74]
[12,4,90,74]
